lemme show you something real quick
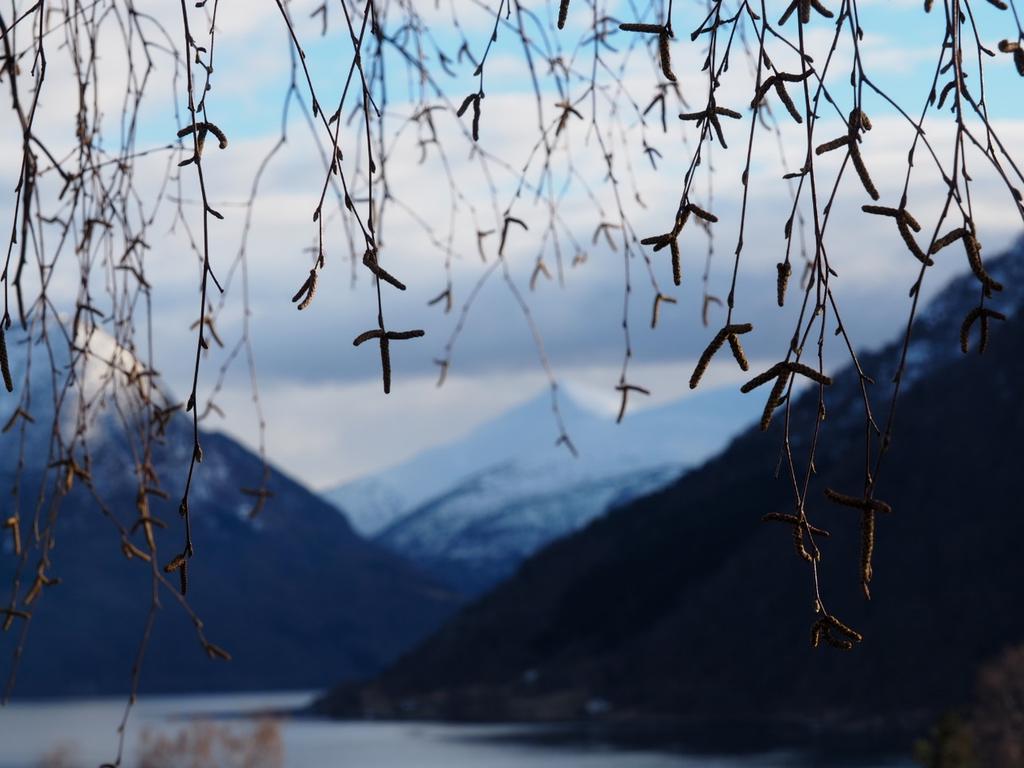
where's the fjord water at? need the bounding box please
[0,692,914,768]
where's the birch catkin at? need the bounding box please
[658,32,677,82]
[727,333,750,371]
[0,325,12,393]
[669,238,681,285]
[619,23,664,34]
[760,370,791,431]
[297,269,318,310]
[849,144,879,201]
[557,0,570,29]
[773,80,802,123]
[776,261,791,307]
[861,509,876,596]
[960,307,1006,354]
[690,324,753,389]
[963,233,1004,294]
[930,227,967,254]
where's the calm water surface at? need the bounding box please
[0,691,915,768]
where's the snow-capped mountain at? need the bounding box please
[325,382,764,594]
[377,462,681,595]
[327,383,762,536]
[0,325,459,696]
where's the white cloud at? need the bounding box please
[2,0,1022,492]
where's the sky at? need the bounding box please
[2,0,1023,490]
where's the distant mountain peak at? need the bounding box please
[323,379,761,593]
[556,382,620,419]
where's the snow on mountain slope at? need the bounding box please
[325,382,762,538]
[322,383,763,595]
[377,462,681,595]
[902,236,1024,385]
[328,474,418,539]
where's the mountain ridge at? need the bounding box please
[376,461,681,595]
[326,380,763,595]
[316,236,1024,738]
[325,382,761,538]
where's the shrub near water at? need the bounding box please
[136,719,283,768]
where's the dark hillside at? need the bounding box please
[0,339,461,697]
[319,240,1024,738]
